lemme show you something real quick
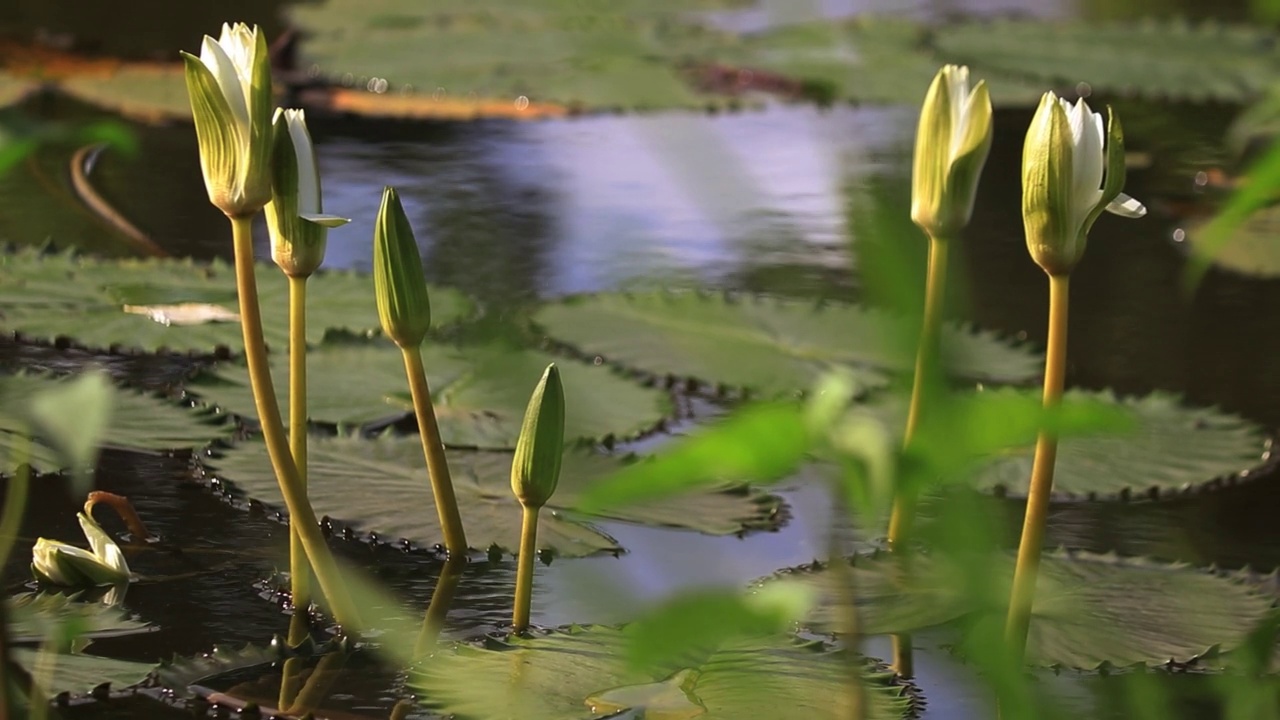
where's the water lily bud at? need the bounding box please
[182,23,274,218]
[1022,92,1147,275]
[511,364,565,509]
[31,513,130,587]
[265,108,350,277]
[373,186,432,347]
[911,65,994,239]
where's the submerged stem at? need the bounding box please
[229,214,361,631]
[287,274,312,645]
[400,345,468,556]
[512,505,539,632]
[1004,273,1070,665]
[416,557,466,657]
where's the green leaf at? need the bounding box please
[966,390,1270,500]
[204,434,783,557]
[10,648,156,695]
[24,370,112,487]
[0,249,473,354]
[769,550,1274,669]
[192,339,672,447]
[534,292,1041,397]
[0,372,232,474]
[576,401,809,513]
[60,64,191,121]
[935,19,1280,103]
[412,626,918,720]
[6,592,151,645]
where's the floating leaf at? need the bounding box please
[413,626,918,720]
[1181,203,1280,279]
[9,647,157,695]
[205,434,783,557]
[935,19,1280,103]
[0,248,473,354]
[57,64,191,122]
[534,291,1041,397]
[156,637,336,698]
[0,372,231,474]
[6,592,151,644]
[769,551,1273,669]
[0,73,38,109]
[968,390,1270,500]
[192,339,672,447]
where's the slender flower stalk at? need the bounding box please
[887,64,993,679]
[374,187,468,556]
[511,364,565,632]
[1004,93,1146,665]
[263,107,349,642]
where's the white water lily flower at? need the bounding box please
[911,64,994,239]
[265,108,350,277]
[31,513,131,587]
[1022,92,1146,275]
[182,22,274,217]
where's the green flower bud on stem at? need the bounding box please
[511,364,566,509]
[910,64,994,239]
[373,187,432,347]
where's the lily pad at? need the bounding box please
[57,64,191,122]
[1181,204,1280,279]
[968,390,1271,500]
[413,626,917,720]
[0,73,39,108]
[534,291,1041,397]
[204,434,783,557]
[0,372,232,474]
[769,550,1273,669]
[192,340,672,447]
[0,248,473,354]
[6,592,151,644]
[156,637,336,698]
[935,19,1280,103]
[9,647,157,695]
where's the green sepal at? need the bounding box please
[511,364,566,509]
[1082,105,1128,236]
[182,52,242,216]
[909,68,953,233]
[941,79,993,235]
[1022,93,1078,275]
[244,28,274,212]
[373,186,432,347]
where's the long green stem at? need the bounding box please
[0,435,31,572]
[886,232,949,679]
[827,482,865,720]
[229,215,361,631]
[415,557,466,657]
[1003,273,1070,666]
[287,274,312,646]
[400,345,468,556]
[512,505,539,632]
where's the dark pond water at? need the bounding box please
[2,0,1279,718]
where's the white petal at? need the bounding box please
[79,513,130,576]
[285,110,322,214]
[199,36,251,134]
[301,213,352,228]
[1072,108,1105,231]
[32,539,81,585]
[1105,192,1147,218]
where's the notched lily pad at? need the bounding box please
[413,625,919,720]
[203,433,783,557]
[0,371,232,474]
[6,592,151,644]
[767,550,1273,670]
[534,291,1041,398]
[970,390,1271,501]
[156,636,336,698]
[9,647,157,696]
[0,248,473,354]
[192,339,673,447]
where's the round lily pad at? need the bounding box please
[970,390,1271,500]
[533,291,1042,397]
[0,248,473,354]
[192,339,673,447]
[0,372,232,474]
[413,626,918,720]
[769,550,1273,670]
[204,434,783,557]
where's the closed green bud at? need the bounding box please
[181,23,274,218]
[1022,93,1146,275]
[265,108,350,277]
[373,186,431,347]
[511,364,565,509]
[911,65,994,239]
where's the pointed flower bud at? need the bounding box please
[31,513,131,587]
[182,23,274,218]
[1022,92,1147,275]
[265,108,350,277]
[911,65,994,239]
[511,364,565,509]
[373,186,432,347]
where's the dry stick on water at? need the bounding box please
[1003,274,1069,663]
